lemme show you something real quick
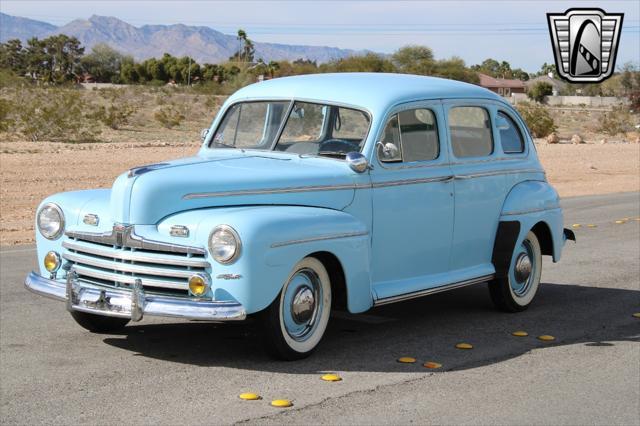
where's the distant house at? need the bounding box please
[76,73,96,84]
[525,75,566,96]
[477,73,526,97]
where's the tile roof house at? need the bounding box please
[477,73,526,97]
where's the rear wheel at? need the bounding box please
[70,311,130,333]
[489,231,542,312]
[261,257,332,360]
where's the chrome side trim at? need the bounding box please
[62,252,196,280]
[271,231,369,248]
[71,265,187,290]
[373,274,494,306]
[501,206,561,216]
[182,169,544,200]
[62,240,209,268]
[454,168,544,179]
[372,175,453,188]
[183,183,367,199]
[66,224,206,255]
[25,271,246,321]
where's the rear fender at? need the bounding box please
[500,180,564,262]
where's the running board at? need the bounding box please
[373,274,494,306]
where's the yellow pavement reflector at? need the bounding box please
[572,224,582,228]
[587,224,597,228]
[512,330,529,337]
[632,313,640,318]
[538,335,556,341]
[271,399,293,408]
[321,373,342,382]
[239,393,261,401]
[614,220,626,224]
[423,361,442,369]
[455,343,473,350]
[397,357,417,363]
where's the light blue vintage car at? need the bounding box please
[26,73,574,359]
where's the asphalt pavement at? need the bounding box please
[1,192,639,425]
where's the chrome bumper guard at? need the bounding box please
[24,271,246,322]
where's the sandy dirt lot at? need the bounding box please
[1,136,638,245]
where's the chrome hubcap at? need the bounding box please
[291,286,315,324]
[514,253,532,283]
[282,268,323,342]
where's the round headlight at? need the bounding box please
[208,225,241,264]
[37,203,65,240]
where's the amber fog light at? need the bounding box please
[188,274,209,297]
[44,251,61,273]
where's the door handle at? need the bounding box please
[440,175,455,183]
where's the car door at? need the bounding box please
[370,101,455,301]
[444,101,506,279]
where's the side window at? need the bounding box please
[449,106,493,158]
[497,111,525,154]
[379,108,439,163]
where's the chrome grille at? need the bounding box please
[61,232,209,296]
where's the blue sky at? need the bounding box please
[1,0,638,72]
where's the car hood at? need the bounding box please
[110,151,359,224]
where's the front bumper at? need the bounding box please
[24,271,246,321]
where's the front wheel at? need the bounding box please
[70,311,130,333]
[261,257,332,360]
[489,231,542,312]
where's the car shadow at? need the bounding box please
[102,282,640,373]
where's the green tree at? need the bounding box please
[527,82,553,103]
[391,45,435,75]
[0,39,26,75]
[434,57,479,83]
[321,53,394,73]
[80,43,125,83]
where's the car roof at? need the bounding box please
[226,72,504,114]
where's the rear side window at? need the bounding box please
[379,108,439,163]
[449,107,493,158]
[497,111,525,154]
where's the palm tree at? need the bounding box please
[267,61,280,78]
[236,29,247,63]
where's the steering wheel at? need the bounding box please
[319,139,360,153]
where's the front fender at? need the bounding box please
[500,180,564,262]
[162,206,372,314]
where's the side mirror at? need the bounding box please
[200,128,209,143]
[346,152,370,173]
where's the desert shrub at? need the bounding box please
[598,106,636,136]
[527,82,553,103]
[516,102,556,137]
[0,98,13,131]
[92,102,137,129]
[12,87,100,142]
[154,106,185,128]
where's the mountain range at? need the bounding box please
[0,13,361,63]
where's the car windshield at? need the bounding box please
[210,101,370,158]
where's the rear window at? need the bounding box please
[498,111,525,154]
[449,107,493,158]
